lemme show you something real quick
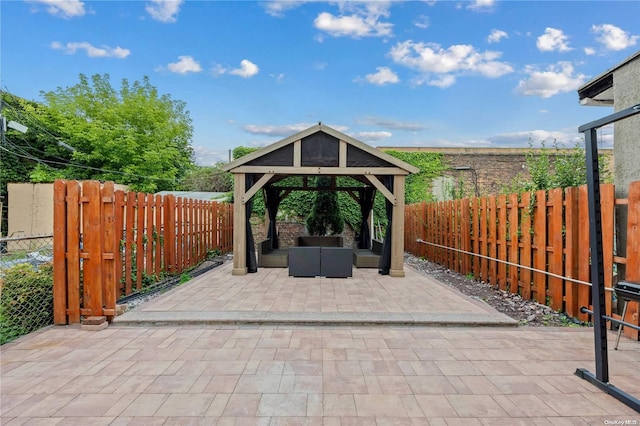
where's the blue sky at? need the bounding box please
[2,1,639,165]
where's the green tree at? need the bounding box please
[306,176,344,236]
[232,146,259,160]
[180,164,233,192]
[29,74,195,192]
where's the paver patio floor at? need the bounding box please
[1,262,639,424]
[113,263,517,327]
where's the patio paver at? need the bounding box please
[113,263,517,327]
[1,262,639,424]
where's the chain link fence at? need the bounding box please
[0,235,54,345]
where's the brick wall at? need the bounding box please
[251,216,357,248]
[379,147,614,197]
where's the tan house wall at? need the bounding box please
[6,182,129,238]
[7,183,54,238]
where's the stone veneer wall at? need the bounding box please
[251,216,356,248]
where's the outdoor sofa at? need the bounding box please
[352,239,383,268]
[257,238,288,268]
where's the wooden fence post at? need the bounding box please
[82,181,103,317]
[578,185,591,322]
[488,196,497,286]
[508,193,519,295]
[114,190,125,297]
[548,188,564,311]
[136,192,145,290]
[101,182,116,320]
[164,194,176,274]
[461,199,471,275]
[480,197,488,283]
[497,195,507,291]
[53,180,68,325]
[176,198,184,273]
[447,201,454,270]
[471,198,480,279]
[622,181,640,340]
[155,194,162,276]
[145,194,154,277]
[600,184,615,318]
[564,186,579,318]
[65,181,81,324]
[533,190,547,304]
[452,200,460,273]
[520,192,532,300]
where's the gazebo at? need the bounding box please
[220,123,419,277]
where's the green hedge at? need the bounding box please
[0,263,54,345]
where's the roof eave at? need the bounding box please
[577,50,640,105]
[220,124,323,172]
[221,124,420,175]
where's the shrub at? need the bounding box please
[306,176,344,236]
[0,262,54,345]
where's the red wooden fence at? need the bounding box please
[53,180,233,325]
[405,182,640,340]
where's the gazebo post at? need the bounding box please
[232,173,247,275]
[390,175,406,277]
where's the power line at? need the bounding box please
[0,140,177,183]
[0,88,188,186]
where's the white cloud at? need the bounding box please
[314,2,393,38]
[145,0,183,23]
[212,60,260,78]
[517,62,587,98]
[211,64,227,77]
[584,47,596,55]
[487,29,508,44]
[467,0,495,11]
[388,41,513,87]
[193,146,231,166]
[242,122,348,137]
[352,131,392,142]
[263,0,307,17]
[50,41,130,58]
[355,117,426,131]
[364,67,399,86]
[28,0,85,18]
[411,126,613,149]
[486,129,584,147]
[229,60,260,78]
[414,15,430,29]
[536,27,572,52]
[164,55,202,74]
[427,75,456,88]
[271,73,285,83]
[591,24,639,51]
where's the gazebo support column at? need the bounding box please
[390,175,405,277]
[232,173,247,275]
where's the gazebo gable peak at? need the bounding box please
[221,123,419,174]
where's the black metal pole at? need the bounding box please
[575,103,640,413]
[584,127,609,383]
